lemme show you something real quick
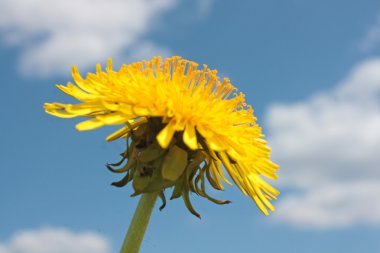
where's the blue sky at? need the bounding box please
[1,0,380,252]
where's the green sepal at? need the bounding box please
[182,189,201,219]
[186,167,198,193]
[204,163,222,190]
[170,176,185,200]
[158,191,166,211]
[133,158,175,194]
[131,122,147,138]
[181,161,201,218]
[198,137,218,161]
[138,142,165,163]
[127,168,135,182]
[186,151,205,193]
[108,153,128,167]
[132,164,151,194]
[204,194,231,205]
[161,145,188,181]
[194,169,204,194]
[195,165,231,205]
[107,158,136,173]
[106,138,134,170]
[143,177,174,193]
[111,173,131,188]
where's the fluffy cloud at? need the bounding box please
[0,227,110,253]
[0,0,176,76]
[266,58,380,228]
[274,181,380,229]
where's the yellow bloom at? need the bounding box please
[45,56,279,216]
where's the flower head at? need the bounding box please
[45,56,279,217]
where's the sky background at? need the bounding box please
[1,0,380,252]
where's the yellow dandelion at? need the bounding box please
[44,56,279,217]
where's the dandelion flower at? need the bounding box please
[44,56,279,217]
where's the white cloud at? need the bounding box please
[274,181,380,229]
[0,227,110,253]
[266,58,380,228]
[0,245,9,253]
[360,12,380,51]
[124,41,172,62]
[0,0,177,77]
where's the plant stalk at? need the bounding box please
[120,192,158,253]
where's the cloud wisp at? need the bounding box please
[0,0,176,77]
[0,227,110,253]
[266,58,380,228]
[360,12,380,52]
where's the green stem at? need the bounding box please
[120,192,159,253]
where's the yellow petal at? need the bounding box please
[65,104,101,115]
[106,117,148,141]
[251,181,275,212]
[251,194,269,216]
[44,103,77,118]
[45,109,77,118]
[96,113,128,124]
[218,152,247,195]
[132,106,150,116]
[156,120,176,149]
[196,124,213,138]
[211,161,232,186]
[183,123,198,150]
[106,125,130,142]
[56,83,95,101]
[208,134,226,151]
[71,66,97,94]
[76,119,104,131]
[102,100,119,111]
